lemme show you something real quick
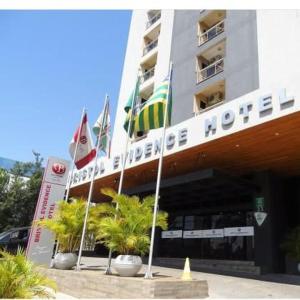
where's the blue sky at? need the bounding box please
[0,10,131,164]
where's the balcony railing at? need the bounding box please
[146,12,161,29]
[194,99,224,116]
[141,67,155,84]
[143,39,158,56]
[199,19,225,46]
[196,58,224,83]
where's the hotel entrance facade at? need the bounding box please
[69,10,300,275]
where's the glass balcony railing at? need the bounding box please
[196,58,224,83]
[146,12,161,29]
[199,19,225,46]
[143,39,158,56]
[141,67,155,84]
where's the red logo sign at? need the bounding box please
[80,136,87,144]
[52,163,66,175]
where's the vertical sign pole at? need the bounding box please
[145,62,173,279]
[105,75,140,275]
[51,107,86,267]
[75,95,109,271]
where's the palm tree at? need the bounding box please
[37,198,97,253]
[0,249,56,298]
[91,188,168,256]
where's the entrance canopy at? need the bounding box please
[70,111,300,202]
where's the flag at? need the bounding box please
[93,98,111,157]
[69,112,96,169]
[134,77,172,133]
[123,77,140,137]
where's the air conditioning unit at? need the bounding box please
[207,92,223,106]
[209,55,222,64]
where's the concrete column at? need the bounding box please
[253,171,286,273]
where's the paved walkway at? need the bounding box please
[77,257,300,299]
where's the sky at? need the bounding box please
[0,10,131,164]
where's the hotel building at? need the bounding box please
[70,10,300,275]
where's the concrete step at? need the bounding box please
[39,267,209,299]
[152,257,261,276]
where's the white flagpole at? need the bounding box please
[105,74,140,275]
[145,62,173,279]
[51,107,86,267]
[76,95,109,271]
[65,107,86,201]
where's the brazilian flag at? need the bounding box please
[123,77,140,137]
[134,77,172,133]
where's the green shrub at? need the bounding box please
[36,198,97,253]
[92,188,168,256]
[0,249,56,298]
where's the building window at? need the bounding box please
[196,40,225,83]
[146,10,161,29]
[198,10,226,46]
[194,80,225,115]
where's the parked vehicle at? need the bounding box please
[0,226,30,254]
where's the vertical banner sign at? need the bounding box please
[254,197,267,226]
[255,197,265,211]
[26,157,70,265]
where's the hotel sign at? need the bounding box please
[203,89,294,136]
[26,157,70,266]
[71,88,295,186]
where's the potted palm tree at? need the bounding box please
[37,198,97,270]
[93,188,168,277]
[281,226,300,273]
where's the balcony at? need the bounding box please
[194,80,225,115]
[197,58,224,83]
[146,11,161,29]
[141,66,155,84]
[143,39,158,56]
[199,19,224,46]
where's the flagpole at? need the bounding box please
[65,107,86,201]
[105,74,140,275]
[145,62,173,279]
[75,95,109,271]
[51,107,86,268]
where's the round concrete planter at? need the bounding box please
[113,255,142,277]
[54,253,78,270]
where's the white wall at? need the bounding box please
[111,10,174,156]
[256,10,300,95]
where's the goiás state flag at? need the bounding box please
[133,76,172,133]
[69,112,96,169]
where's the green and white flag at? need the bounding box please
[134,76,172,133]
[93,98,111,157]
[123,77,140,137]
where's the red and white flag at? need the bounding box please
[69,112,96,169]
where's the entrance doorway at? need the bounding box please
[127,168,257,262]
[159,211,254,261]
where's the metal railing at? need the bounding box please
[146,12,161,29]
[196,58,224,83]
[143,39,158,56]
[199,19,225,46]
[194,99,224,116]
[141,66,155,84]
